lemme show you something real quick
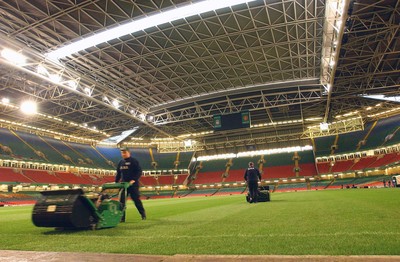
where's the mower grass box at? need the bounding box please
[32,182,129,230]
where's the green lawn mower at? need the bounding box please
[32,182,129,230]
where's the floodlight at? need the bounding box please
[84,87,92,96]
[112,100,120,108]
[47,0,257,59]
[139,113,146,121]
[1,98,10,104]
[184,139,192,147]
[361,95,400,103]
[49,74,61,83]
[20,101,37,115]
[1,48,27,65]
[65,80,78,90]
[37,65,49,76]
[146,115,154,122]
[320,122,329,131]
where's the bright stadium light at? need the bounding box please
[47,0,257,60]
[361,94,400,103]
[184,139,193,147]
[112,100,120,108]
[20,101,37,115]
[1,48,27,65]
[1,98,10,104]
[320,122,329,131]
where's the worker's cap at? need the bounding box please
[119,146,130,152]
[248,162,254,166]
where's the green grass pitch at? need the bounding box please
[1,188,399,255]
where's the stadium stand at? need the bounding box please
[314,135,336,157]
[22,169,65,184]
[0,128,40,161]
[143,190,175,199]
[140,176,158,187]
[95,146,121,166]
[369,152,400,168]
[264,165,295,179]
[158,175,175,185]
[0,192,37,206]
[361,116,399,149]
[153,152,178,169]
[213,187,244,196]
[276,182,308,192]
[40,136,85,165]
[79,173,102,185]
[187,188,219,197]
[350,157,378,171]
[316,160,331,174]
[330,159,354,173]
[0,114,398,204]
[314,114,400,156]
[263,152,303,178]
[310,180,332,190]
[174,174,189,185]
[335,130,366,154]
[127,148,153,170]
[193,171,224,185]
[97,175,115,184]
[0,167,33,183]
[67,141,112,169]
[231,156,262,171]
[54,171,93,185]
[11,131,49,162]
[178,152,195,170]
[191,159,227,184]
[223,169,245,183]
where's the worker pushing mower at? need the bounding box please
[32,182,129,230]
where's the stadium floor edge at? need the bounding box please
[0,250,399,262]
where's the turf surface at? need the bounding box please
[0,188,399,255]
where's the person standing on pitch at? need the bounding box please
[115,147,146,220]
[244,162,261,203]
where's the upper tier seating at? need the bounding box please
[361,116,399,149]
[41,137,86,166]
[66,142,113,169]
[0,128,39,161]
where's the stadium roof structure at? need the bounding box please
[0,0,399,152]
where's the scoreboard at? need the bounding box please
[213,111,251,131]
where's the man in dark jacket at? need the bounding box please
[115,147,146,220]
[244,162,261,203]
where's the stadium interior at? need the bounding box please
[0,0,399,206]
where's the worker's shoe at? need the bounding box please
[141,212,147,220]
